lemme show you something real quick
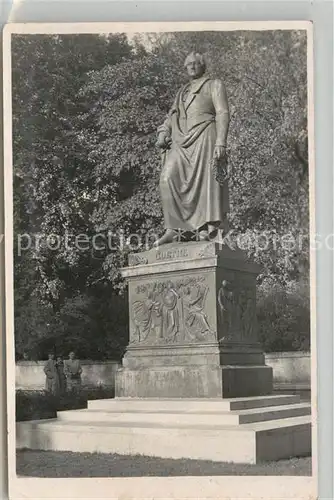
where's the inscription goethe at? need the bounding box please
[155,248,189,261]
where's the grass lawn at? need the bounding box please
[17,450,312,477]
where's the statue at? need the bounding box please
[154,51,230,247]
[119,59,271,398]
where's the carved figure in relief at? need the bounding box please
[218,280,234,339]
[131,291,161,343]
[217,279,256,341]
[160,284,180,342]
[182,283,213,341]
[241,296,256,340]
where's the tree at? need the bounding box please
[81,30,309,286]
[13,31,310,357]
[12,34,134,358]
[78,30,310,352]
[77,53,185,284]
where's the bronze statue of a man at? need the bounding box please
[154,51,230,247]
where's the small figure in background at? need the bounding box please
[43,352,59,395]
[64,351,82,394]
[56,355,67,395]
[23,352,29,361]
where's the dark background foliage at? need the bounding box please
[12,31,309,360]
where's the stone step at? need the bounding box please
[88,394,300,412]
[57,402,310,426]
[16,415,311,463]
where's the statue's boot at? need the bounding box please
[197,230,210,241]
[153,229,178,247]
[197,225,218,241]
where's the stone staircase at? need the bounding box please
[16,394,311,463]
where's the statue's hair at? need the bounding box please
[184,52,207,71]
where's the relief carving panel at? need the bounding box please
[217,276,257,343]
[130,276,215,345]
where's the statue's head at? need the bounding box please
[184,52,206,79]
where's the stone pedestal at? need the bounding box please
[16,395,311,463]
[16,242,309,465]
[116,241,273,398]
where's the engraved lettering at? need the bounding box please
[155,248,189,261]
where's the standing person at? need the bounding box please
[154,51,230,246]
[56,355,67,395]
[43,353,59,395]
[64,352,82,394]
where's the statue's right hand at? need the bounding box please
[156,134,171,149]
[156,136,165,148]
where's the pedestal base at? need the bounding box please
[120,242,273,399]
[116,365,273,398]
[16,395,311,463]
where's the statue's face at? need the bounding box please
[185,57,205,79]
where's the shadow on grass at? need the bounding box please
[17,449,312,477]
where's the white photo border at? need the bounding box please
[0,5,331,499]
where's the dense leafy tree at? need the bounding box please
[13,34,133,358]
[13,31,310,358]
[143,30,309,283]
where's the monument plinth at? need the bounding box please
[116,241,273,398]
[15,51,311,465]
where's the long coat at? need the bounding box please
[43,359,59,395]
[157,75,230,231]
[56,360,67,394]
[64,359,82,391]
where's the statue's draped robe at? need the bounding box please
[158,76,229,231]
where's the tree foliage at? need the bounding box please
[13,34,133,358]
[12,31,310,358]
